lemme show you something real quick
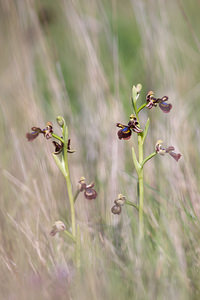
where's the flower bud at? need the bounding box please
[56,116,65,127]
[136,83,142,93]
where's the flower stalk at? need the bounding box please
[62,123,76,237]
[116,84,181,239]
[138,133,144,238]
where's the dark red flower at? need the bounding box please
[155,140,181,162]
[52,139,75,155]
[146,91,172,113]
[26,121,53,141]
[116,115,143,140]
[111,194,126,215]
[78,177,97,200]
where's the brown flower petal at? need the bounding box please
[52,141,63,155]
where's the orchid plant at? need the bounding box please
[26,116,97,267]
[112,84,181,238]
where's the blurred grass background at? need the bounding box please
[1,0,200,299]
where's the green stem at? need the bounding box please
[52,133,64,144]
[126,200,139,211]
[141,152,157,169]
[63,125,76,238]
[137,103,147,113]
[64,230,76,243]
[138,133,144,238]
[75,224,81,268]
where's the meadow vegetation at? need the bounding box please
[1,1,200,299]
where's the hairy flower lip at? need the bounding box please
[111,204,122,215]
[84,188,97,200]
[117,124,132,140]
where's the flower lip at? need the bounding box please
[78,177,97,199]
[111,204,121,215]
[84,188,97,200]
[116,124,132,140]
